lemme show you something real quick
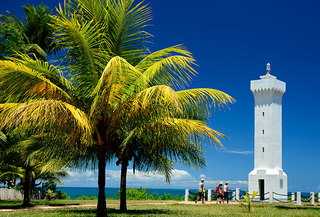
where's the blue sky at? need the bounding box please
[1,0,319,192]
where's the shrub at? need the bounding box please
[56,190,70,200]
[82,195,90,200]
[89,195,97,200]
[125,187,148,200]
[117,187,183,201]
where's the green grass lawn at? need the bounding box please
[0,200,319,217]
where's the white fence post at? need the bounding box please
[318,193,320,203]
[297,192,301,205]
[232,191,236,201]
[185,189,189,202]
[291,192,295,202]
[208,189,212,202]
[269,192,273,203]
[310,192,315,205]
[236,188,240,201]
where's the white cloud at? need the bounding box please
[200,174,206,179]
[223,149,253,155]
[59,168,248,190]
[60,169,98,186]
[105,169,197,188]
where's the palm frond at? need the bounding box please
[151,118,226,148]
[143,55,197,89]
[8,53,74,92]
[0,60,72,102]
[0,131,7,144]
[129,85,182,117]
[106,0,152,63]
[90,56,147,118]
[25,44,47,60]
[52,4,109,89]
[73,0,108,29]
[0,100,92,147]
[0,171,24,179]
[136,45,192,70]
[176,88,235,119]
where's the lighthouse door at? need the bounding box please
[258,179,265,200]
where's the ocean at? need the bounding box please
[57,187,192,199]
[56,187,309,200]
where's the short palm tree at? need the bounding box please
[0,131,69,206]
[0,4,56,60]
[0,0,234,216]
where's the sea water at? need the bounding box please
[57,187,193,199]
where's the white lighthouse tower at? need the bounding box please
[248,63,287,201]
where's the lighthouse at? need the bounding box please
[248,63,287,201]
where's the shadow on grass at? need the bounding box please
[0,204,34,209]
[275,205,320,210]
[108,208,171,215]
[65,208,170,215]
[0,200,80,209]
[44,203,81,206]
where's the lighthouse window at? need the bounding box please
[280,179,283,189]
[262,112,264,117]
[262,130,264,134]
[262,147,264,152]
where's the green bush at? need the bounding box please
[56,190,70,200]
[123,187,148,200]
[77,195,97,200]
[82,195,90,200]
[116,187,183,201]
[89,195,97,200]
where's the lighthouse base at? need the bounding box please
[248,169,287,202]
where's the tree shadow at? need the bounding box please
[275,205,320,210]
[0,200,80,209]
[0,204,34,209]
[44,203,81,206]
[67,208,171,215]
[108,208,171,215]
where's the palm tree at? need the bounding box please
[23,4,57,59]
[0,131,70,206]
[0,4,56,60]
[0,0,234,216]
[114,90,228,211]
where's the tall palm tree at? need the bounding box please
[0,0,234,216]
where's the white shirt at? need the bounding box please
[199,182,204,192]
[223,185,228,192]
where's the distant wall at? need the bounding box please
[0,188,41,200]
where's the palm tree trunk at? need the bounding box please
[97,145,107,217]
[120,159,128,212]
[22,167,32,207]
